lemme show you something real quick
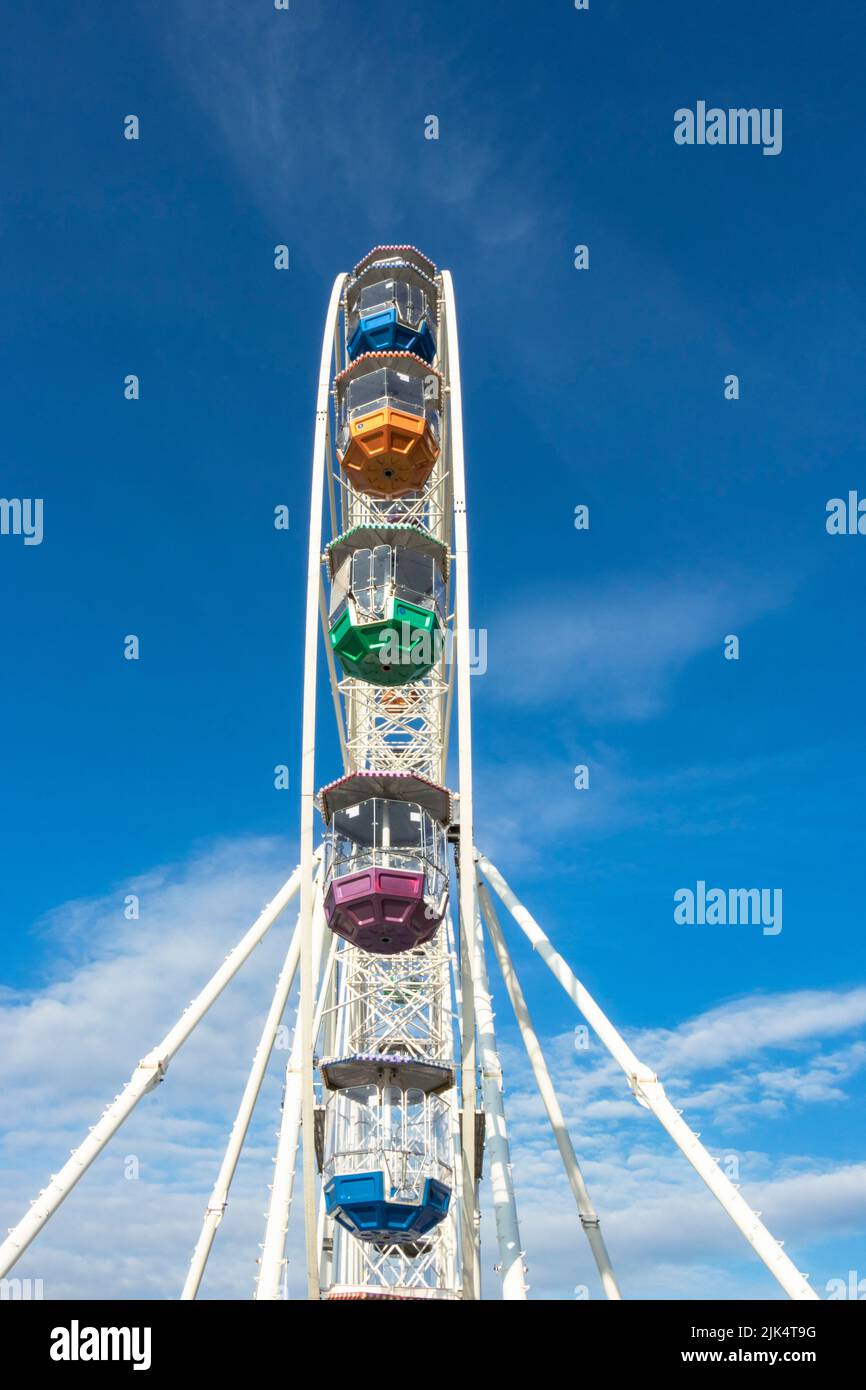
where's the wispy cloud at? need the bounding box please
[509,985,866,1139]
[474,744,812,872]
[486,984,866,1296]
[2,841,862,1299]
[648,987,866,1073]
[482,571,794,720]
[0,835,302,1298]
[1,835,296,1117]
[487,1154,866,1299]
[149,2,545,247]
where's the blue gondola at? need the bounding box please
[320,1053,454,1247]
[346,249,439,364]
[325,1171,451,1243]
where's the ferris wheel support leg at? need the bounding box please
[317,1187,335,1292]
[471,884,528,1300]
[478,879,621,1300]
[318,575,349,771]
[441,269,480,1301]
[476,854,819,1302]
[447,907,479,1297]
[457,856,479,1299]
[297,273,346,1302]
[255,886,330,1301]
[0,864,304,1281]
[445,1077,466,1294]
[181,905,305,1299]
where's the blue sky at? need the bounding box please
[1,0,864,1299]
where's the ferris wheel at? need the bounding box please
[0,249,819,1302]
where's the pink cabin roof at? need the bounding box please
[317,769,453,826]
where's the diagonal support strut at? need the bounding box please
[0,863,305,1281]
[476,852,819,1302]
[478,876,621,1300]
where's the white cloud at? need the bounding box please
[507,986,866,1133]
[151,1,539,244]
[482,572,794,720]
[492,1158,866,1300]
[487,981,866,1292]
[0,835,303,1298]
[1,842,863,1300]
[474,744,815,873]
[646,988,866,1073]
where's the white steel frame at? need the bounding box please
[0,260,819,1302]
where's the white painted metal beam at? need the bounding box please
[0,865,304,1280]
[476,853,819,1302]
[297,273,346,1301]
[478,879,621,1299]
[470,889,527,1299]
[441,269,480,1301]
[181,903,306,1299]
[256,885,329,1300]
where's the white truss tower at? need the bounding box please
[0,256,819,1303]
